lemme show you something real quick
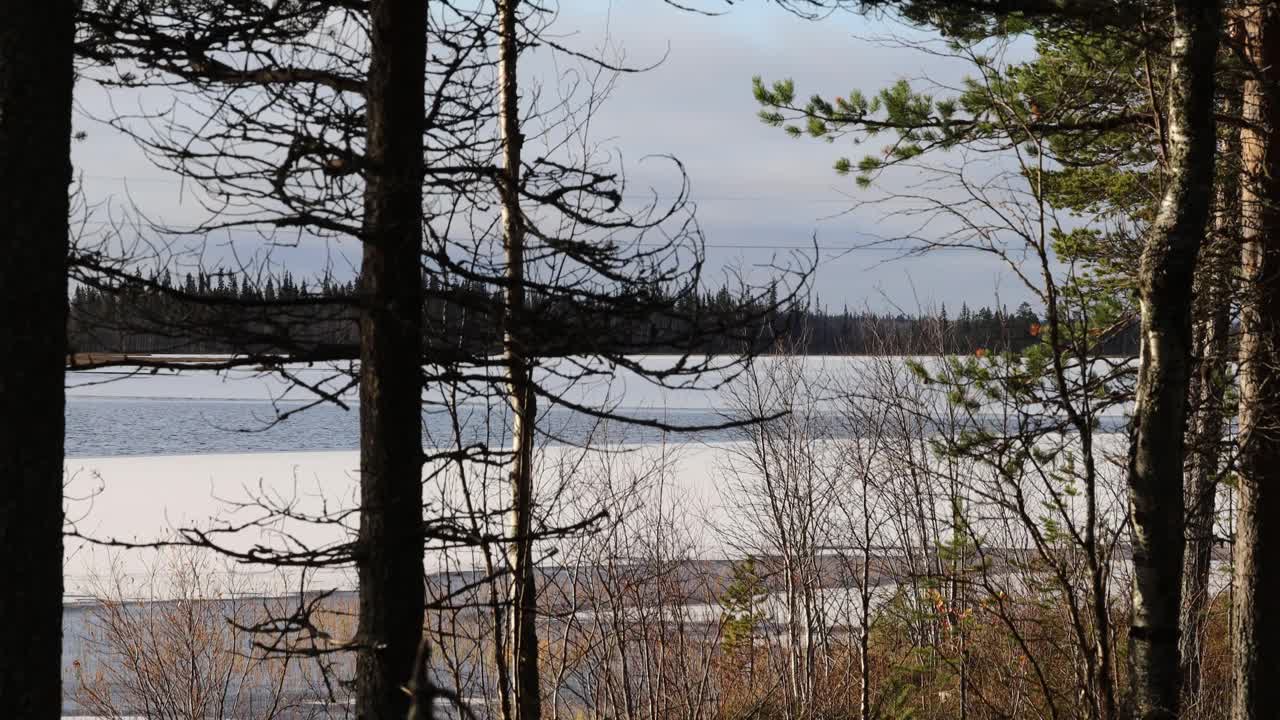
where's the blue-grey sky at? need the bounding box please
[72,0,1039,312]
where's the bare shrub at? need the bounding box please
[72,549,333,720]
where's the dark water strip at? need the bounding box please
[66,397,1131,458]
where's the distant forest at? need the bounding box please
[69,269,1141,357]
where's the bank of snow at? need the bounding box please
[63,444,733,599]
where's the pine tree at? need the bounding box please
[0,0,74,714]
[721,556,767,683]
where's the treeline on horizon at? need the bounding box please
[68,268,1140,357]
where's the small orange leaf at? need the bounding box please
[1029,322,1041,337]
[975,348,988,358]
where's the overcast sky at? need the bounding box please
[72,0,1039,312]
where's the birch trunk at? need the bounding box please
[1180,71,1241,699]
[1126,1,1219,718]
[498,2,543,718]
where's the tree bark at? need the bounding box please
[1233,3,1280,718]
[497,1,543,718]
[1180,70,1241,701]
[859,496,872,720]
[355,0,427,717]
[0,0,74,716]
[1126,1,1219,718]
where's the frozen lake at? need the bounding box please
[65,356,1130,457]
[62,355,1134,593]
[58,356,1139,716]
[65,397,744,457]
[64,355,792,456]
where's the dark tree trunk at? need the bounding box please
[407,639,436,720]
[1180,71,1240,700]
[1126,1,1219,718]
[0,0,74,716]
[497,1,542,718]
[1233,4,1280,718]
[355,0,427,717]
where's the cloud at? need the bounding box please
[71,0,1040,309]
[533,0,1041,307]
